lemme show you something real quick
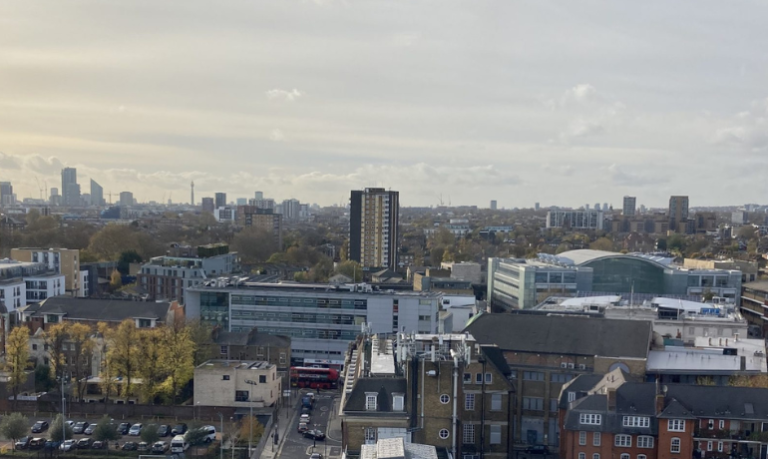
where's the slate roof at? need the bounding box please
[481,346,512,377]
[464,313,652,359]
[558,374,603,409]
[343,377,408,414]
[213,330,291,348]
[31,296,171,322]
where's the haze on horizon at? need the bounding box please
[0,1,767,208]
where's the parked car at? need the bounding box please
[297,422,309,433]
[310,454,323,459]
[65,420,75,428]
[31,421,49,433]
[138,442,150,452]
[152,441,169,454]
[122,442,138,451]
[303,430,326,441]
[29,438,46,450]
[117,422,131,435]
[172,423,188,435]
[300,406,312,415]
[129,423,143,436]
[91,441,106,450]
[300,414,311,423]
[157,424,171,437]
[84,423,96,435]
[187,425,217,444]
[77,438,92,449]
[15,436,31,450]
[44,440,61,450]
[73,421,89,434]
[60,440,77,451]
[525,445,550,455]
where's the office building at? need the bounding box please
[490,200,497,210]
[622,196,636,217]
[11,248,81,295]
[236,198,247,206]
[119,191,134,207]
[546,210,604,230]
[559,377,768,459]
[254,191,264,201]
[487,250,742,311]
[184,282,441,367]
[0,181,13,207]
[349,188,400,269]
[534,202,540,211]
[236,206,283,247]
[465,313,653,446]
[0,260,65,310]
[210,327,291,370]
[137,244,239,303]
[61,167,80,207]
[668,195,689,232]
[193,360,279,408]
[202,197,215,213]
[90,180,104,207]
[215,192,227,208]
[280,198,301,221]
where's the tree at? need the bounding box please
[107,320,139,399]
[6,326,30,407]
[236,416,265,446]
[109,270,123,292]
[43,323,68,383]
[187,320,216,366]
[0,413,29,450]
[430,246,445,266]
[93,416,119,443]
[729,374,768,388]
[117,250,143,275]
[68,322,95,403]
[35,364,54,393]
[185,426,211,446]
[88,224,141,261]
[136,328,164,403]
[667,234,687,253]
[589,237,615,252]
[158,323,195,405]
[141,424,160,444]
[97,322,116,407]
[231,227,279,263]
[334,260,362,282]
[50,414,73,442]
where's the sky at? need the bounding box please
[1,1,767,209]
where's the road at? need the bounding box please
[276,392,342,459]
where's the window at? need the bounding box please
[365,428,376,443]
[235,390,249,402]
[718,442,723,452]
[623,416,650,428]
[615,434,632,447]
[220,346,227,355]
[592,454,600,459]
[485,373,492,384]
[476,373,483,384]
[491,393,502,411]
[707,441,713,451]
[440,394,451,404]
[718,420,725,429]
[138,319,151,328]
[621,455,630,459]
[593,432,601,446]
[550,399,558,412]
[523,371,544,381]
[579,432,587,446]
[552,373,573,383]
[463,373,472,384]
[579,414,602,425]
[568,392,576,402]
[489,425,501,445]
[578,454,586,459]
[439,429,449,440]
[668,420,685,432]
[671,437,681,453]
[523,397,544,411]
[637,436,654,448]
[463,425,475,444]
[222,375,230,380]
[32,344,38,351]
[465,393,475,410]
[366,394,378,411]
[393,395,404,412]
[638,455,646,459]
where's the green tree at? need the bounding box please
[667,234,687,253]
[334,260,362,282]
[141,424,160,444]
[93,416,120,443]
[430,246,445,265]
[231,227,279,263]
[185,426,210,446]
[158,322,195,405]
[6,326,30,408]
[34,364,54,393]
[589,237,615,251]
[187,320,215,366]
[50,414,74,442]
[109,270,123,292]
[88,224,141,261]
[0,413,29,450]
[117,250,143,275]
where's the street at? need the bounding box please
[274,391,342,459]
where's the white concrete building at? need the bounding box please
[546,209,604,230]
[0,260,65,311]
[193,360,280,408]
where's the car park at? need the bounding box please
[138,441,150,452]
[152,441,169,454]
[172,423,188,435]
[84,424,96,435]
[77,438,92,449]
[15,437,30,450]
[60,440,77,451]
[157,424,171,437]
[29,438,46,450]
[31,421,49,433]
[44,440,61,450]
[303,430,326,441]
[117,422,131,434]
[65,420,75,428]
[129,423,143,435]
[92,441,106,450]
[122,442,137,451]
[73,421,89,434]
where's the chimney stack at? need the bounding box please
[655,394,665,415]
[607,388,617,411]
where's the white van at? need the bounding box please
[199,425,217,443]
[171,435,188,453]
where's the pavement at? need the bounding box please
[261,390,342,459]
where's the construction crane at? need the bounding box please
[34,176,43,200]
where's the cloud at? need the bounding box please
[265,89,303,102]
[270,129,286,141]
[542,163,575,176]
[711,96,768,151]
[605,163,666,187]
[554,84,626,142]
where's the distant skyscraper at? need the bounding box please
[190,181,195,206]
[236,198,247,206]
[281,199,301,221]
[603,203,609,212]
[0,181,13,207]
[349,188,399,269]
[534,202,540,211]
[490,200,497,210]
[668,196,690,232]
[90,179,104,207]
[215,192,227,208]
[119,191,134,207]
[622,196,636,217]
[202,197,215,213]
[595,203,601,211]
[61,167,80,206]
[255,191,264,201]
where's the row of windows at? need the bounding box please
[230,326,359,340]
[522,397,559,412]
[464,393,504,411]
[578,454,647,459]
[231,295,369,310]
[463,373,493,384]
[230,310,366,326]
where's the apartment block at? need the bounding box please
[350,188,400,269]
[11,247,81,295]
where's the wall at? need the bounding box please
[194,363,279,408]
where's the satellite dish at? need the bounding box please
[663,385,668,394]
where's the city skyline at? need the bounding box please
[1,1,767,207]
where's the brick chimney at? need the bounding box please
[607,388,617,411]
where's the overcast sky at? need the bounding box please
[1,1,767,208]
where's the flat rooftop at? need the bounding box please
[188,281,441,297]
[197,359,274,370]
[647,348,765,373]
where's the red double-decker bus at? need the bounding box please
[290,366,340,389]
